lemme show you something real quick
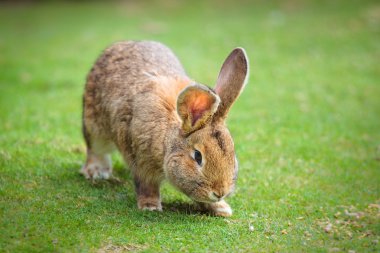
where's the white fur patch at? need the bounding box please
[214,204,232,216]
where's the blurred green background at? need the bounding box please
[0,0,379,252]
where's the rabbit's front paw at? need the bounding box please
[201,200,232,217]
[138,197,162,211]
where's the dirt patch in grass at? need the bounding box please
[97,243,148,253]
[315,202,380,243]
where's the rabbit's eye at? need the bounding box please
[194,149,202,166]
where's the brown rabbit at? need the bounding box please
[81,41,249,217]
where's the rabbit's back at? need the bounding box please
[87,41,186,94]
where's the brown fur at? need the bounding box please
[81,41,249,216]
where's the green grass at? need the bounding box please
[1,0,379,252]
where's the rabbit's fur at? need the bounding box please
[81,41,248,216]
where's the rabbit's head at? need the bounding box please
[164,48,249,203]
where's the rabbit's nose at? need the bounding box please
[211,192,224,201]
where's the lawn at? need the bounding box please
[0,0,379,252]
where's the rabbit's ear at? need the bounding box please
[214,48,249,120]
[177,84,220,134]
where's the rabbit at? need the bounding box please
[80,41,249,217]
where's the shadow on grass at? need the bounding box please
[65,162,216,217]
[162,201,206,215]
[84,179,207,216]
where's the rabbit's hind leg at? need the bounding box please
[80,128,115,180]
